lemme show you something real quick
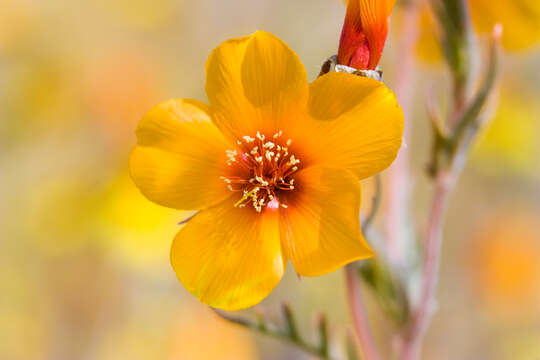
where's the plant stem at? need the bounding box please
[398,170,454,360]
[345,264,380,360]
[384,0,419,266]
[344,173,383,360]
[399,29,499,358]
[213,308,331,359]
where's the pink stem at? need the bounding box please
[399,171,455,360]
[384,1,419,265]
[345,264,380,360]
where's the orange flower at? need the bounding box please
[469,212,540,310]
[338,0,396,70]
[130,31,404,310]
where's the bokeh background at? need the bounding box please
[1,0,539,359]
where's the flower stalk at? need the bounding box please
[213,306,335,360]
[345,264,380,360]
[398,17,501,360]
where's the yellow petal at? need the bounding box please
[305,72,404,180]
[279,166,374,277]
[470,0,540,51]
[130,99,230,210]
[171,197,285,310]
[414,5,443,64]
[205,31,309,140]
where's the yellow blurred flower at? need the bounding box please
[469,211,540,311]
[2,56,81,142]
[413,4,443,65]
[472,86,540,175]
[26,176,105,256]
[470,0,540,51]
[99,173,186,271]
[413,0,540,65]
[130,31,404,310]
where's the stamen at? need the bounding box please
[225,132,301,212]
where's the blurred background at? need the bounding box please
[1,0,539,359]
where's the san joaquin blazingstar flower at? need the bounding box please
[130,31,403,310]
[338,0,396,70]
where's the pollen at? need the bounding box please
[223,130,300,212]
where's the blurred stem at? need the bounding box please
[399,21,500,360]
[432,0,474,127]
[344,173,383,360]
[345,264,380,360]
[213,307,333,360]
[384,0,419,266]
[398,171,453,360]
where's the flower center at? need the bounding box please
[221,130,300,212]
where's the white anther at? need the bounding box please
[243,136,255,143]
[286,139,292,146]
[265,151,275,161]
[273,130,282,139]
[255,156,263,163]
[263,142,275,149]
[226,149,238,163]
[292,166,298,171]
[281,204,288,208]
[289,185,294,189]
[237,140,242,145]
[256,131,265,141]
[250,146,259,155]
[255,175,268,186]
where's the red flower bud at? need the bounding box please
[337,0,396,70]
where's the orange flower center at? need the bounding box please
[221,130,300,212]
